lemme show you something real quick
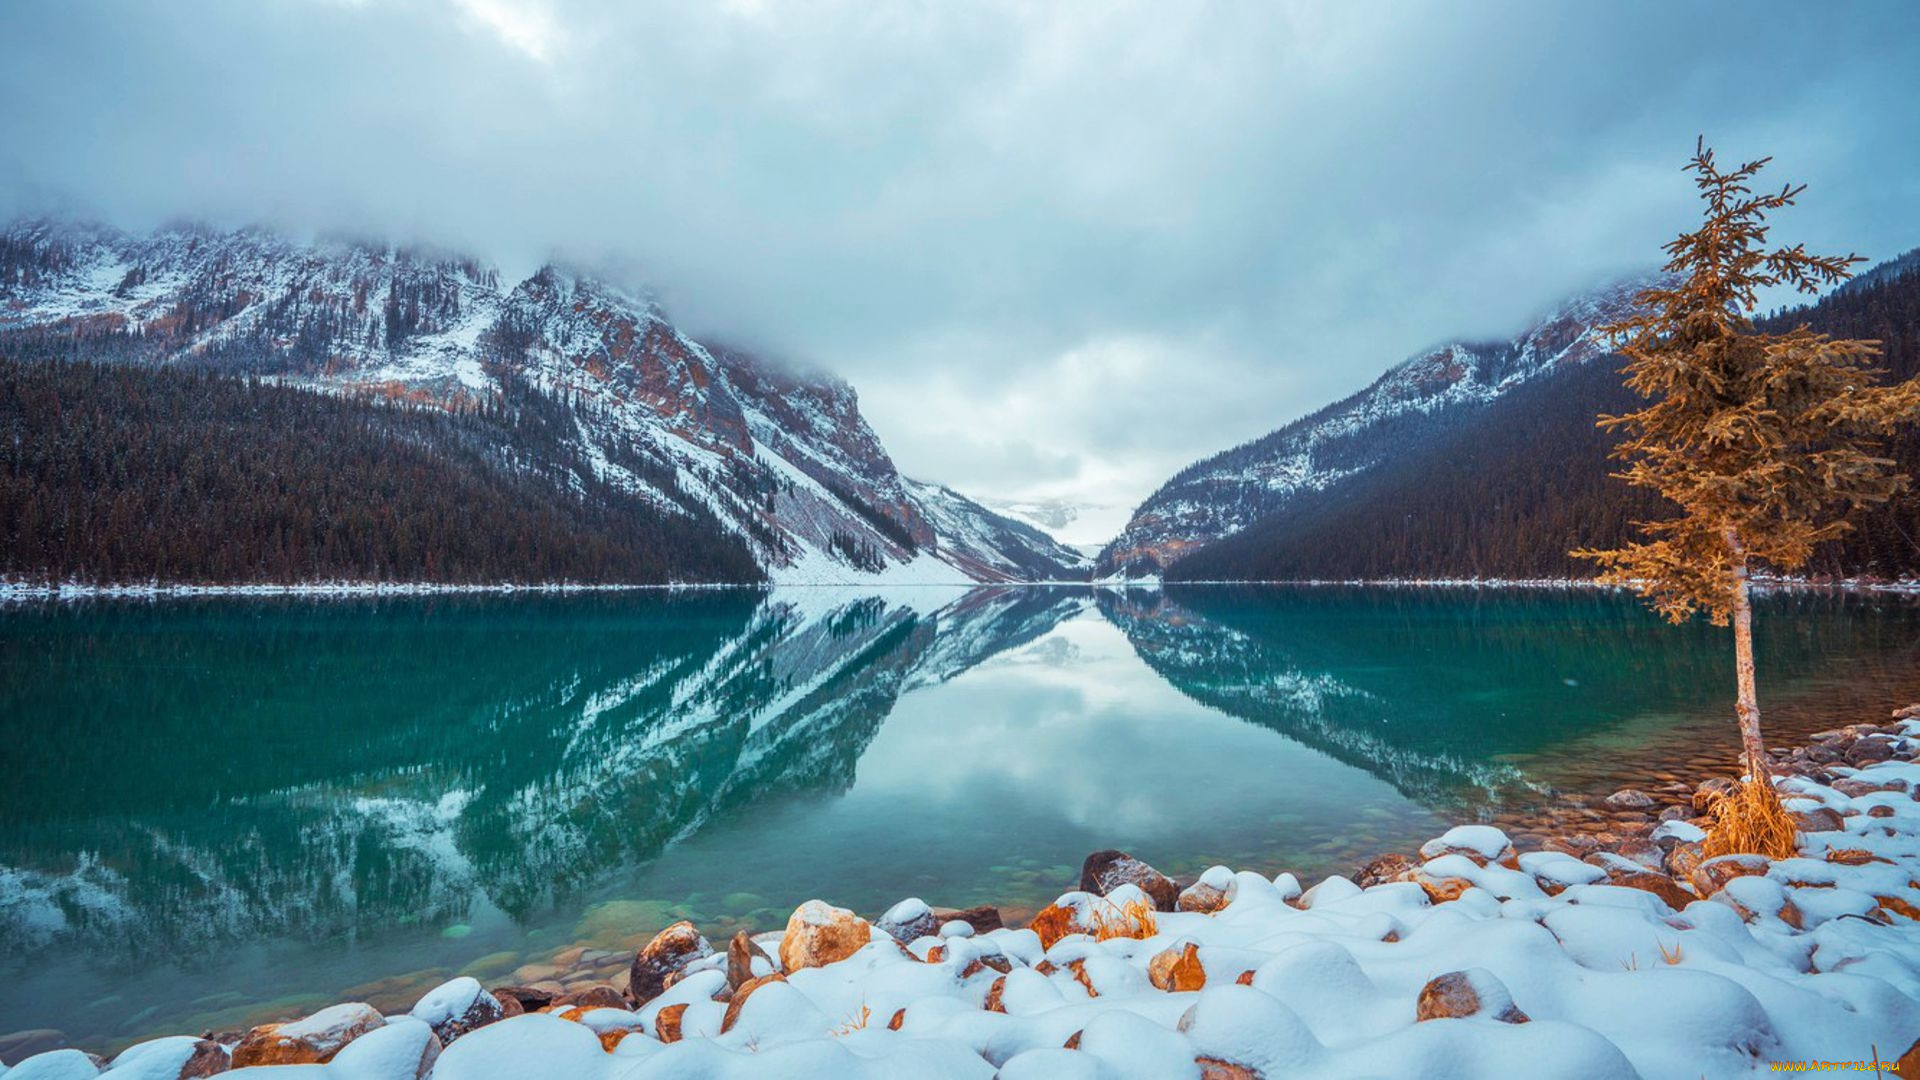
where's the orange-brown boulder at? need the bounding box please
[1148,942,1207,992]
[654,1003,688,1043]
[727,930,776,989]
[720,973,786,1034]
[231,1003,385,1067]
[779,900,873,973]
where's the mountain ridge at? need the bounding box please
[1096,273,1666,578]
[0,216,1088,585]
[1145,251,1920,584]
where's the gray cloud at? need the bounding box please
[3,0,1917,520]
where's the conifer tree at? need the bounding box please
[1579,140,1920,856]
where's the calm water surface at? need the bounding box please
[3,585,1919,1050]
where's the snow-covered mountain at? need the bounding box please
[904,480,1092,581]
[0,218,1086,584]
[1095,275,1662,577]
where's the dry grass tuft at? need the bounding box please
[830,1003,872,1036]
[1090,898,1159,941]
[1703,777,1798,860]
[1659,940,1685,966]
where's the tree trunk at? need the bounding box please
[1726,529,1766,780]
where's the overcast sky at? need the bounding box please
[3,1,1917,543]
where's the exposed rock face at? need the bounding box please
[628,921,715,1006]
[230,1003,385,1067]
[1080,850,1181,911]
[778,901,873,973]
[1416,970,1529,1023]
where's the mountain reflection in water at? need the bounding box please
[2,584,1917,1048]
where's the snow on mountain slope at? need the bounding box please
[977,494,1132,553]
[0,217,1054,584]
[904,478,1092,582]
[1096,274,1663,577]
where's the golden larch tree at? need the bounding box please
[1579,140,1920,857]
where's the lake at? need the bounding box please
[3,584,1919,1051]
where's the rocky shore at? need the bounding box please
[8,707,1920,1079]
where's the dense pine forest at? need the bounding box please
[0,358,762,586]
[1169,252,1920,583]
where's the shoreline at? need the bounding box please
[4,574,1916,605]
[14,708,1920,1077]
[0,579,769,603]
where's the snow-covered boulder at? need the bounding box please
[1415,969,1530,1023]
[1419,825,1517,867]
[875,898,939,944]
[778,900,872,973]
[629,920,715,1005]
[1080,850,1180,912]
[1178,866,1236,914]
[230,1002,384,1067]
[409,977,503,1045]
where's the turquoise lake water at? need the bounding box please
[2,584,1918,1051]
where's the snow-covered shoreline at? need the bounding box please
[1126,575,1920,595]
[0,579,766,603]
[6,574,1916,606]
[12,711,1920,1079]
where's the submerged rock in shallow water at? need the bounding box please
[1605,788,1657,810]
